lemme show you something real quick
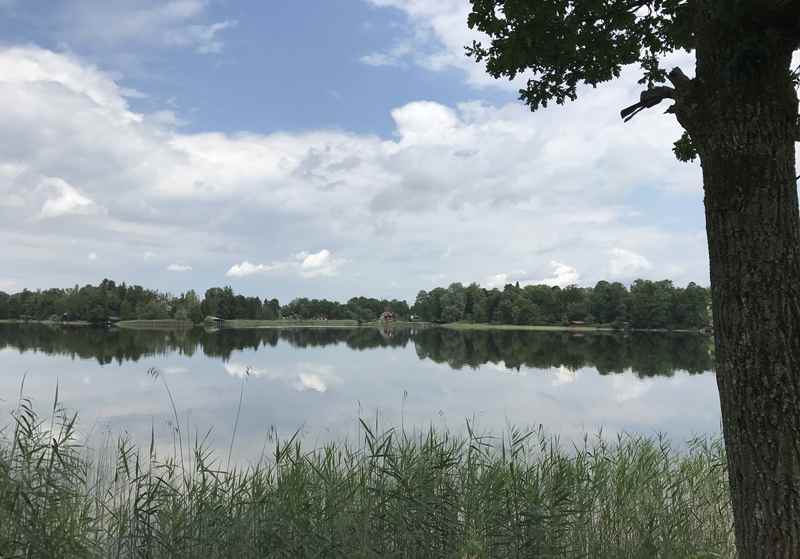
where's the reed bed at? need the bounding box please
[0,394,733,558]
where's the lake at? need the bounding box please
[0,324,721,464]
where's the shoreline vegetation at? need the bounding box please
[0,317,712,334]
[0,277,712,333]
[1,397,734,558]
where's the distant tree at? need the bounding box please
[413,290,433,321]
[428,288,447,323]
[672,282,711,329]
[590,281,628,324]
[262,297,281,320]
[493,287,515,324]
[439,283,467,323]
[511,295,535,325]
[466,2,800,552]
[176,290,203,323]
[628,280,674,329]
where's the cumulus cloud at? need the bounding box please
[88,252,98,261]
[226,250,345,279]
[39,177,101,219]
[536,261,580,288]
[609,248,652,278]
[226,261,288,278]
[484,273,512,289]
[485,262,580,289]
[297,249,346,278]
[0,46,710,295]
[167,263,192,272]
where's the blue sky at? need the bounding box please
[0,1,514,135]
[0,0,711,302]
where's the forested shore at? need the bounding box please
[0,277,711,331]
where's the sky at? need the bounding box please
[0,0,714,303]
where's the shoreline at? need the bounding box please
[0,318,712,335]
[117,319,195,330]
[0,319,91,326]
[220,319,426,329]
[442,322,711,334]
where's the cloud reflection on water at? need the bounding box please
[0,325,719,463]
[224,361,341,393]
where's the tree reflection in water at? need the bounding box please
[0,324,713,378]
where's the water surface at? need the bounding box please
[0,324,720,463]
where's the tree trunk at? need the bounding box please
[689,18,800,558]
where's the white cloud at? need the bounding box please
[226,260,288,278]
[0,46,711,294]
[227,250,346,279]
[486,262,580,290]
[0,278,17,292]
[58,1,236,54]
[360,42,413,67]
[167,263,192,272]
[88,252,98,261]
[609,248,652,278]
[297,249,346,278]
[536,261,580,288]
[484,271,529,289]
[484,273,511,289]
[39,177,101,219]
[363,0,501,87]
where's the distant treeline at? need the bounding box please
[0,280,409,324]
[0,278,711,330]
[413,280,711,330]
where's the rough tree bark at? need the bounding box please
[670,10,800,558]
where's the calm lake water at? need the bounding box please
[0,324,721,463]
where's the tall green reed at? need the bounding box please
[0,388,733,558]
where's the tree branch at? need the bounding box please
[620,86,675,122]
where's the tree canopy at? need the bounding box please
[0,278,710,330]
[466,0,800,159]
[412,279,710,330]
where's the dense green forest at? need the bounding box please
[0,278,710,330]
[0,280,409,325]
[414,280,710,330]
